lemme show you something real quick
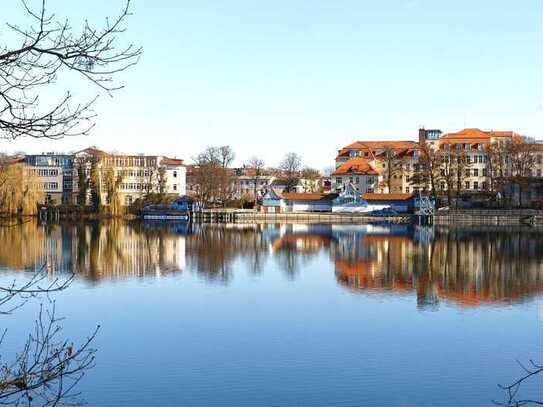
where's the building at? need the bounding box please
[21,148,186,208]
[24,153,76,204]
[74,148,186,207]
[361,193,416,213]
[281,192,338,212]
[232,167,275,200]
[260,190,338,213]
[331,157,379,193]
[334,140,421,194]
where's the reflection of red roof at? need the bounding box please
[362,193,414,201]
[282,193,337,201]
[272,234,331,251]
[332,158,378,176]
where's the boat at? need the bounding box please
[141,196,193,221]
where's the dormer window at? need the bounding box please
[349,150,360,158]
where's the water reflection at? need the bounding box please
[1,221,543,307]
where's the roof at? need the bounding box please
[336,141,418,159]
[282,192,338,201]
[161,157,185,166]
[439,128,523,147]
[362,193,414,201]
[332,158,378,176]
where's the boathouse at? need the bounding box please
[281,193,338,212]
[361,193,415,213]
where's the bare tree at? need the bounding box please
[0,268,98,406]
[300,167,321,192]
[412,143,441,204]
[193,146,236,207]
[246,156,266,200]
[377,147,405,193]
[279,152,302,192]
[0,1,141,140]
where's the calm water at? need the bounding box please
[1,221,543,406]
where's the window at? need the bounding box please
[465,169,471,177]
[349,177,354,183]
[173,171,177,178]
[465,181,470,190]
[473,181,479,190]
[173,184,177,191]
[367,176,375,183]
[482,169,487,177]
[124,195,133,206]
[349,150,360,158]
[473,169,478,177]
[355,177,360,183]
[405,187,410,193]
[482,182,488,190]
[440,183,446,190]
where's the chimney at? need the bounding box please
[418,128,426,146]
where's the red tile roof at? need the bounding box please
[161,157,185,166]
[332,158,378,176]
[282,192,338,201]
[439,128,523,148]
[362,193,414,201]
[336,141,418,159]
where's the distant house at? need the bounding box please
[332,157,379,194]
[260,191,338,213]
[362,193,415,213]
[261,189,283,213]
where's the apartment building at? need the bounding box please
[335,127,543,198]
[75,148,186,207]
[333,140,420,193]
[20,148,186,208]
[24,153,76,204]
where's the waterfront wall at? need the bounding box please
[234,211,411,224]
[433,210,543,225]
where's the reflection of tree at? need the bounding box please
[186,225,270,282]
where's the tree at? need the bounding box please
[246,156,266,200]
[0,159,43,215]
[0,1,139,403]
[0,1,141,140]
[300,167,321,192]
[378,147,406,193]
[279,152,302,192]
[192,146,236,207]
[412,143,441,205]
[0,268,98,406]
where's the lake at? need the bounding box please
[1,220,543,406]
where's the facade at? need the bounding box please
[362,193,415,213]
[74,148,186,207]
[334,140,421,194]
[232,168,275,199]
[21,148,186,208]
[281,193,338,212]
[331,157,379,193]
[24,153,75,205]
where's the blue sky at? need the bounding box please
[2,0,543,169]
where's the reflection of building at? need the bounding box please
[331,227,543,308]
[0,221,187,281]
